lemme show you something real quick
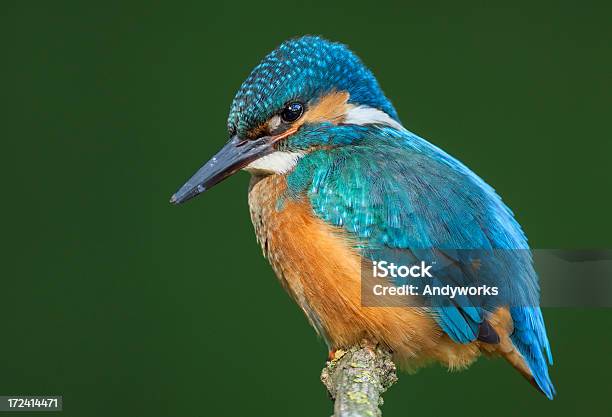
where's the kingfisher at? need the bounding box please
[170,36,555,399]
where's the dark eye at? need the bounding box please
[280,102,304,123]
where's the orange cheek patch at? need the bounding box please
[302,90,350,124]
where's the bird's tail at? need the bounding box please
[505,307,556,399]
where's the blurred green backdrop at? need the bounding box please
[2,1,611,416]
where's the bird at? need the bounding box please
[170,36,555,399]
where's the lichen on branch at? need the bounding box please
[321,340,398,417]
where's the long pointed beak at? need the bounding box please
[170,135,273,205]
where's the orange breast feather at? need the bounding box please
[247,174,515,371]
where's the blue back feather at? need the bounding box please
[286,126,555,398]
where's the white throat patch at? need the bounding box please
[243,151,304,175]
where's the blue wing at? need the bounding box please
[286,126,555,398]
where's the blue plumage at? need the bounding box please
[286,125,555,398]
[174,35,556,400]
[228,36,398,137]
[511,306,555,398]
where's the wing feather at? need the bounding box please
[287,127,554,396]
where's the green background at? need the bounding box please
[2,1,610,416]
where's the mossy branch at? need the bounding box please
[321,340,398,417]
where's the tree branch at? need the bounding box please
[321,340,398,417]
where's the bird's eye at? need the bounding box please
[280,102,304,123]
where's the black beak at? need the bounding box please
[170,135,273,205]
